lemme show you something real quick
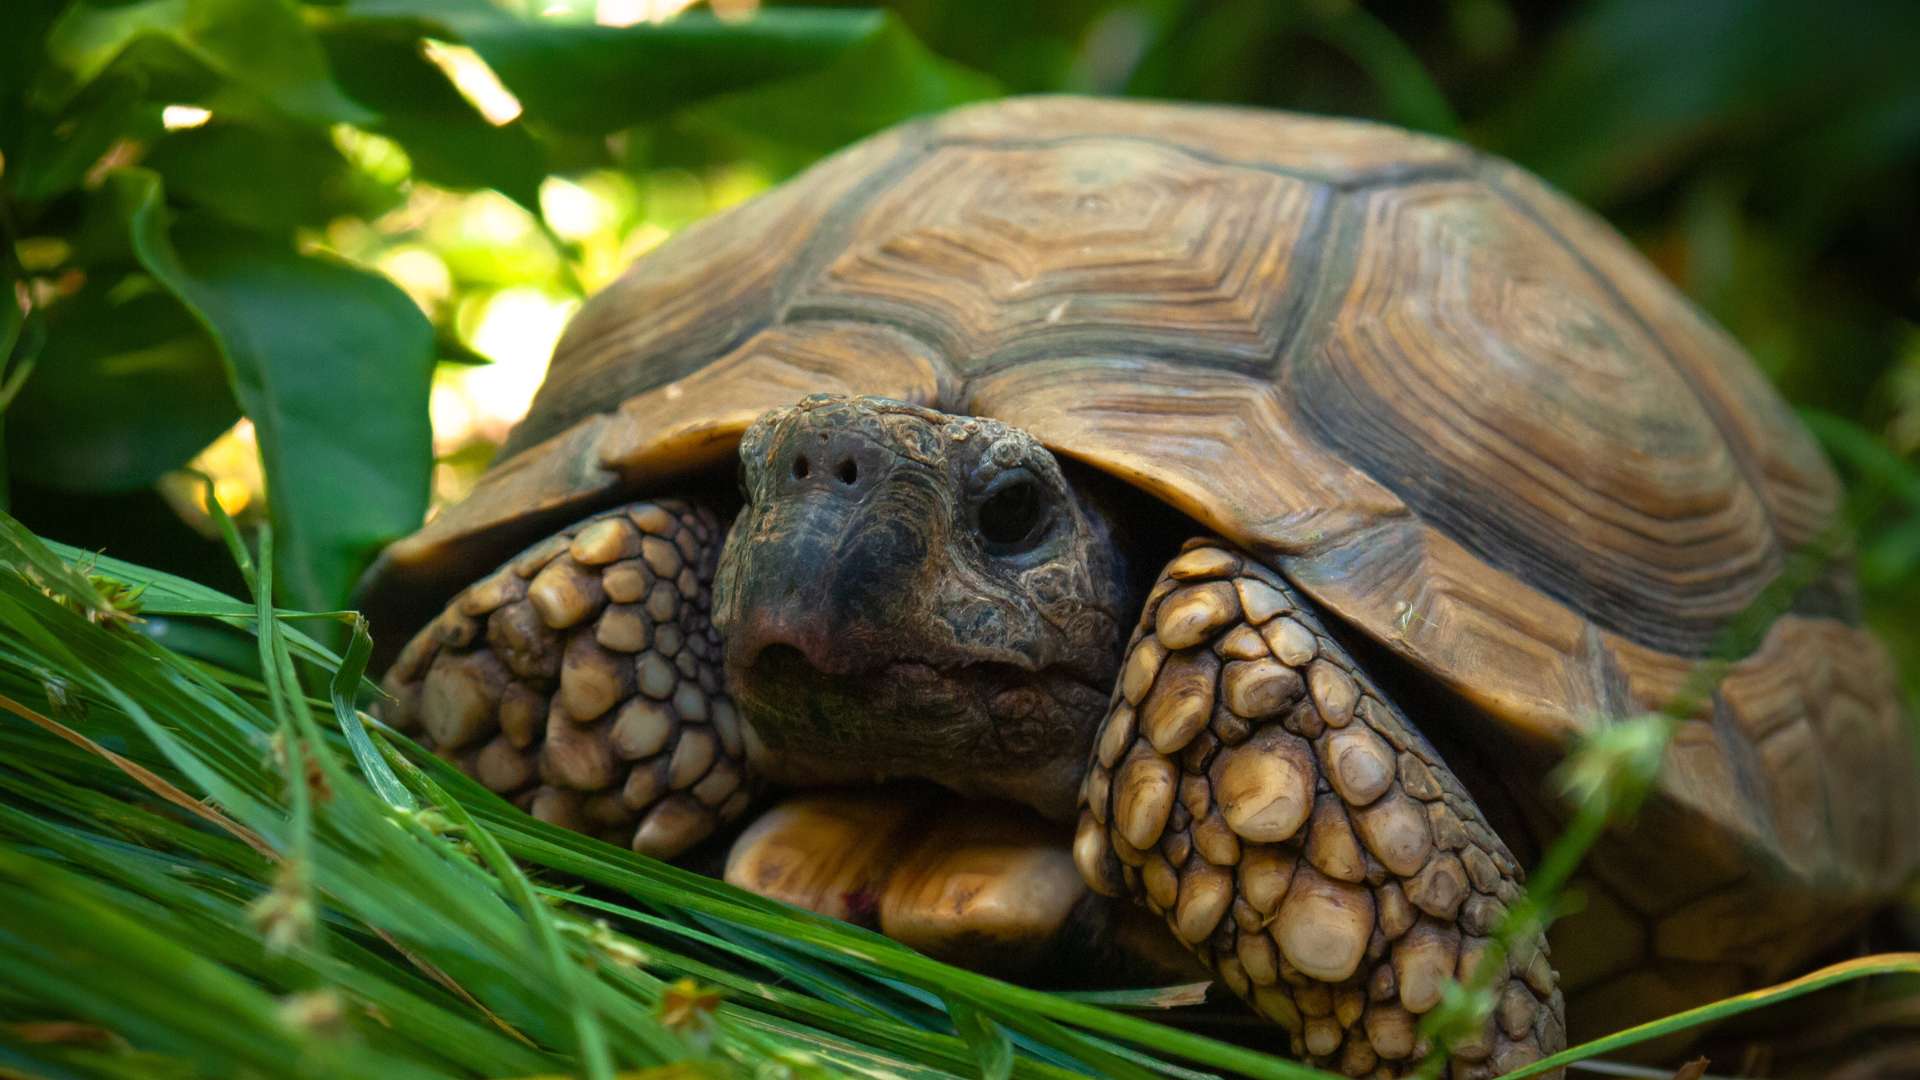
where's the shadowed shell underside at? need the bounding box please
[364,97,1917,1004]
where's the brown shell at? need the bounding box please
[365,98,1916,930]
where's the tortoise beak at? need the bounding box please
[715,428,937,681]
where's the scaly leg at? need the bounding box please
[1075,540,1565,1077]
[381,499,753,857]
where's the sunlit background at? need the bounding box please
[162,29,772,529]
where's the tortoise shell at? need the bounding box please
[366,97,1916,1002]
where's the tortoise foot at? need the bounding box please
[723,788,1098,977]
[379,499,753,857]
[1076,539,1567,1076]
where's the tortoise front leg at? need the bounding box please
[381,499,753,857]
[1076,540,1565,1076]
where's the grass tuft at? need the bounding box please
[1,510,1916,1078]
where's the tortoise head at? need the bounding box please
[713,395,1129,819]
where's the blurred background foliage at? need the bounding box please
[2,0,1917,691]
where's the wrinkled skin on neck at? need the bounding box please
[713,395,1129,819]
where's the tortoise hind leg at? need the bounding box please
[1075,540,1565,1077]
[380,499,754,857]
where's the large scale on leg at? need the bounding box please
[381,500,753,857]
[1077,540,1561,1074]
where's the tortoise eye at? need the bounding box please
[976,475,1046,553]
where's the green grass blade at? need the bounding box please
[1052,984,1212,1009]
[40,536,378,694]
[329,614,415,811]
[942,994,1014,1080]
[1505,953,1920,1078]
[377,734,626,1079]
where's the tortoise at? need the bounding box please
[362,97,1919,1075]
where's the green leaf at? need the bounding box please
[344,3,879,134]
[1485,0,1920,201]
[942,995,1013,1080]
[318,21,548,209]
[465,10,917,137]
[1803,408,1920,511]
[676,13,998,169]
[42,0,372,126]
[144,120,400,232]
[0,0,66,159]
[379,738,621,1079]
[42,535,378,687]
[343,5,993,140]
[5,276,237,494]
[6,69,152,205]
[111,169,433,610]
[1304,4,1458,136]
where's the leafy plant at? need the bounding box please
[1,0,993,611]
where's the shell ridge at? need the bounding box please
[768,125,946,339]
[1313,307,1779,612]
[1478,170,1794,581]
[1284,179,1797,656]
[1258,182,1342,380]
[931,131,1341,187]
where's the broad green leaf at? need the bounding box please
[678,13,997,170]
[144,120,400,231]
[5,69,152,204]
[111,169,433,610]
[0,265,23,382]
[5,276,237,493]
[42,0,372,126]
[318,20,548,209]
[344,4,993,139]
[344,1,875,132]
[461,10,914,137]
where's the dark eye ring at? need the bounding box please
[976,473,1047,553]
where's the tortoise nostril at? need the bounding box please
[836,459,859,485]
[792,455,810,480]
[754,642,810,675]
